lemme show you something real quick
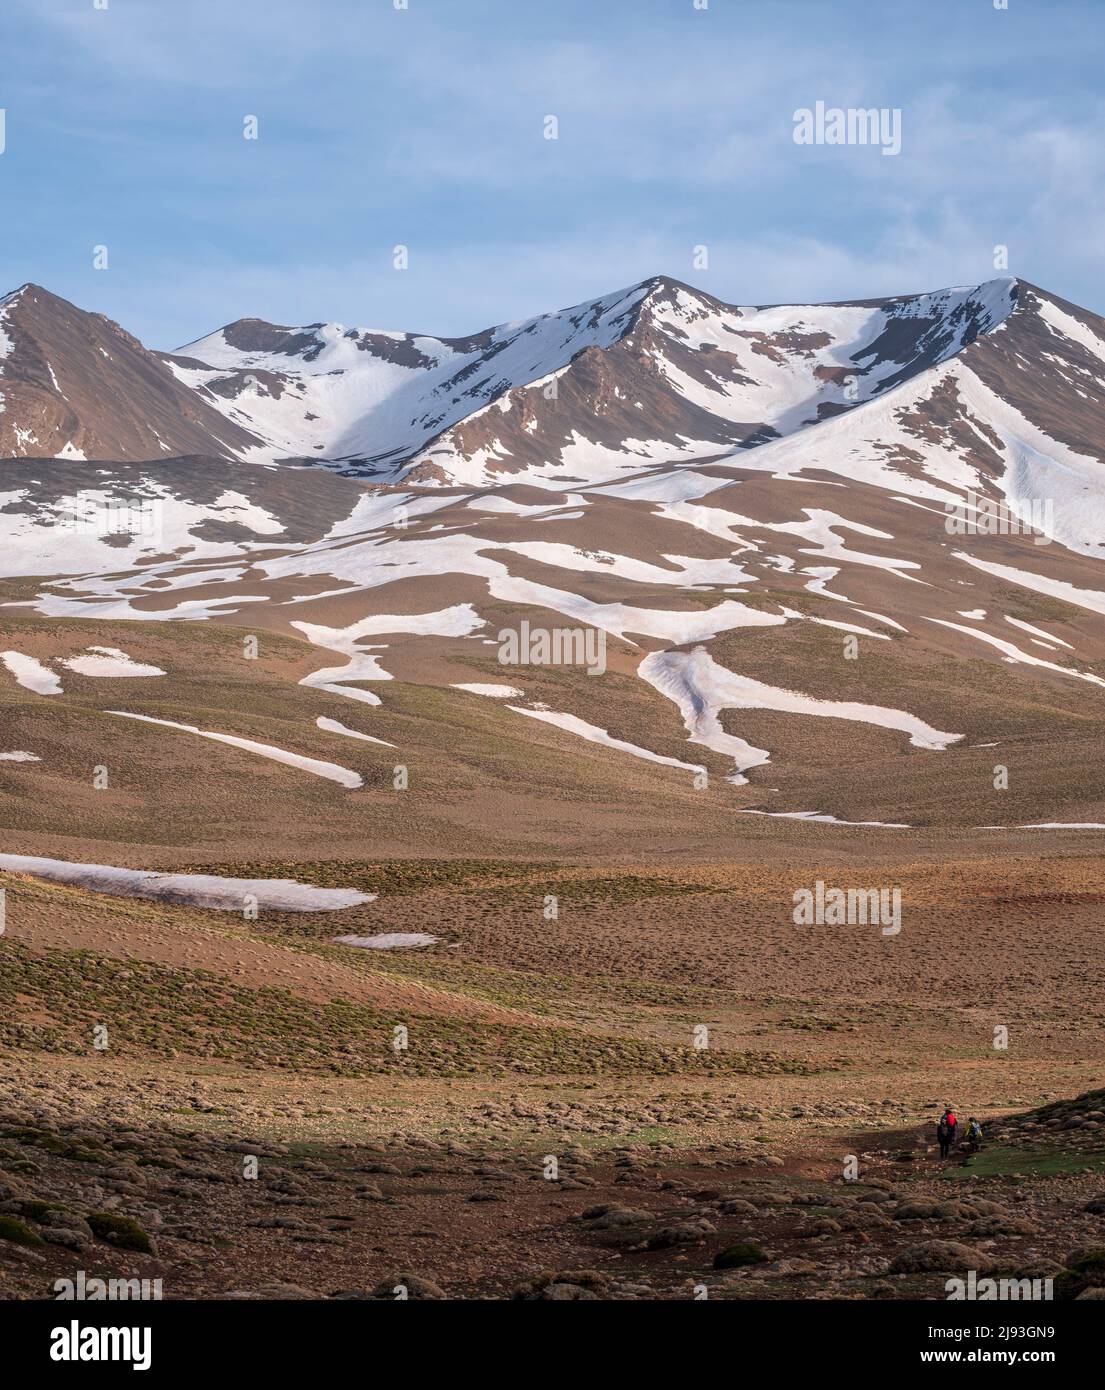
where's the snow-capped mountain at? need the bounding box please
[3,270,1104,564]
[1,273,1036,481]
[7,270,1104,555]
[5,273,1105,829]
[168,275,1019,483]
[401,276,1019,486]
[169,284,648,473]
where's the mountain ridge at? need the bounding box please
[0,273,1031,475]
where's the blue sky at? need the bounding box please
[1,0,1102,348]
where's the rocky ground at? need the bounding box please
[2,1064,1104,1301]
[2,852,1103,1302]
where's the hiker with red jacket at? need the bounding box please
[936,1107,958,1159]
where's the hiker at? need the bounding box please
[964,1117,983,1153]
[937,1107,958,1159]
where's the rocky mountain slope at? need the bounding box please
[0,286,258,463]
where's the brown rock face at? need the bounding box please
[0,285,259,461]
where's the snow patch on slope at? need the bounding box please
[1,651,63,695]
[108,711,364,788]
[59,646,166,678]
[639,646,961,783]
[0,853,373,911]
[507,704,706,777]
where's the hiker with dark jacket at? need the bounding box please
[937,1107,958,1159]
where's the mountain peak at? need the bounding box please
[1,282,48,317]
[0,282,260,462]
[2,282,80,313]
[627,274,730,321]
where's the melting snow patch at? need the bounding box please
[0,854,375,911]
[451,683,525,698]
[256,528,776,645]
[1034,295,1105,364]
[635,656,769,785]
[738,810,909,828]
[107,711,364,788]
[1004,616,1072,650]
[926,618,1105,687]
[639,647,960,783]
[59,646,166,678]
[333,933,438,950]
[801,567,855,603]
[507,705,706,776]
[292,604,484,704]
[487,580,783,645]
[11,593,272,622]
[955,553,1105,617]
[1,651,62,695]
[468,495,586,516]
[955,362,1105,556]
[316,715,395,747]
[856,609,908,633]
[295,604,484,642]
[1017,823,1105,831]
[779,608,890,640]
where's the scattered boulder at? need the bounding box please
[515,1270,608,1301]
[888,1241,992,1274]
[644,1217,715,1250]
[808,1217,843,1236]
[965,1215,1038,1238]
[892,1199,940,1221]
[718,1199,758,1217]
[579,1204,652,1231]
[1054,1247,1105,1300]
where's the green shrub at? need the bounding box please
[713,1241,768,1269]
[0,1214,44,1247]
[86,1212,154,1253]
